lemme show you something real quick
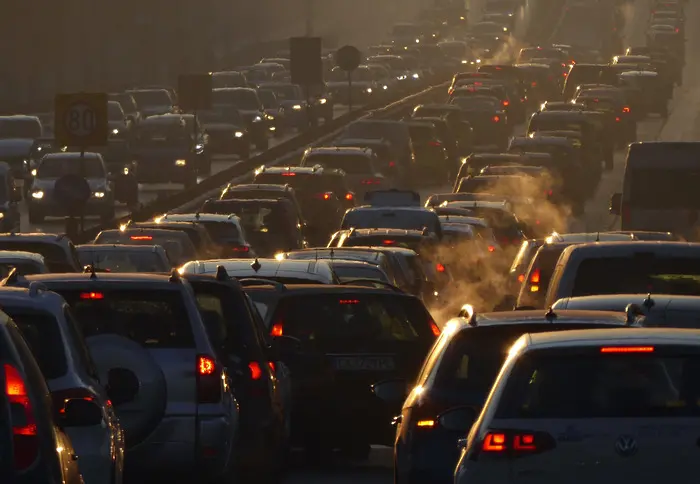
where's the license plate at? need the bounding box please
[330,355,395,371]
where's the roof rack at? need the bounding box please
[169,269,181,283]
[215,265,229,282]
[459,304,477,326]
[83,264,97,280]
[238,278,287,291]
[338,279,402,292]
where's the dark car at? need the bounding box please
[243,284,439,459]
[411,104,474,156]
[197,108,251,158]
[404,120,450,185]
[449,95,509,150]
[211,88,270,150]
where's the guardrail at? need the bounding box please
[74,77,451,243]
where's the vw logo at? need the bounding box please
[615,435,638,457]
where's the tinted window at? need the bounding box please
[77,250,169,273]
[59,289,194,348]
[6,308,67,379]
[628,169,700,209]
[572,256,700,297]
[304,154,373,174]
[108,103,124,120]
[201,221,243,244]
[273,294,432,346]
[245,290,279,327]
[0,262,45,277]
[331,264,388,282]
[131,124,190,145]
[63,307,99,379]
[93,232,196,266]
[0,242,71,273]
[0,119,41,139]
[497,347,700,418]
[37,157,104,178]
[341,235,426,252]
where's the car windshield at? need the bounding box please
[342,209,439,233]
[628,169,700,209]
[257,90,279,108]
[36,156,104,178]
[572,256,700,297]
[129,90,171,107]
[77,250,170,273]
[131,124,191,145]
[0,119,41,139]
[212,90,260,110]
[497,347,700,418]
[451,96,501,110]
[93,232,197,266]
[212,73,246,88]
[304,153,373,174]
[271,293,431,348]
[5,308,67,379]
[59,289,194,348]
[108,103,124,121]
[268,85,300,100]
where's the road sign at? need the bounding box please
[290,37,323,86]
[178,74,212,112]
[336,45,361,72]
[54,93,108,147]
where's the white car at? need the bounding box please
[454,327,700,484]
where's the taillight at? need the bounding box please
[5,363,38,470]
[502,100,509,107]
[196,355,221,403]
[388,161,396,168]
[487,245,496,252]
[361,178,382,185]
[622,106,631,113]
[315,192,333,200]
[478,429,556,457]
[545,189,553,197]
[436,263,446,273]
[531,81,537,87]
[270,320,284,337]
[615,116,621,122]
[51,387,95,415]
[268,361,276,373]
[430,320,441,337]
[429,141,442,147]
[345,193,354,201]
[529,268,541,284]
[248,361,263,380]
[231,245,249,254]
[492,115,500,123]
[517,273,525,283]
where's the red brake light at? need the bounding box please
[429,141,442,147]
[51,387,95,415]
[481,430,551,454]
[248,361,263,380]
[436,263,446,273]
[281,172,296,176]
[339,299,360,304]
[514,434,537,450]
[430,320,441,337]
[315,192,333,200]
[268,361,276,373]
[529,268,541,284]
[531,81,537,87]
[270,322,283,337]
[622,106,631,113]
[5,364,38,470]
[130,235,153,241]
[361,178,382,185]
[488,245,496,252]
[231,246,249,253]
[198,355,216,375]
[675,28,679,33]
[502,100,509,106]
[545,189,553,196]
[517,274,525,283]
[600,346,654,353]
[345,193,354,201]
[388,161,396,167]
[80,292,104,300]
[382,239,395,245]
[492,115,500,123]
[482,432,507,451]
[615,116,621,122]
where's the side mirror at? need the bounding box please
[10,187,21,203]
[610,192,622,215]
[437,406,477,433]
[63,398,103,427]
[372,379,407,404]
[107,367,140,405]
[273,334,302,353]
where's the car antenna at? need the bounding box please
[251,258,262,273]
[595,232,600,242]
[545,307,557,322]
[329,248,334,259]
[315,248,318,261]
[642,293,655,309]
[84,264,97,280]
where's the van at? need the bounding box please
[610,142,700,237]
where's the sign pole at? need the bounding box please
[78,148,86,233]
[347,71,353,112]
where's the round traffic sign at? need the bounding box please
[63,103,97,137]
[335,45,362,72]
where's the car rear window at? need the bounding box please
[94,232,196,266]
[0,242,71,273]
[628,169,700,210]
[272,294,433,346]
[58,289,195,348]
[5,308,67,379]
[330,263,388,283]
[304,154,373,175]
[77,250,170,273]
[340,235,427,252]
[496,346,700,418]
[572,256,700,297]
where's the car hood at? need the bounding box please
[33,177,107,191]
[0,139,34,156]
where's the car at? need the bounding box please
[196,109,250,158]
[544,241,700,308]
[562,63,617,101]
[180,258,340,284]
[326,66,378,106]
[211,70,248,89]
[200,198,307,256]
[340,206,442,238]
[92,228,197,267]
[125,88,175,117]
[244,283,439,459]
[0,163,21,231]
[27,152,116,223]
[17,271,241,481]
[299,147,386,198]
[107,101,131,139]
[220,183,307,226]
[449,95,510,150]
[0,233,82,272]
[0,250,49,277]
[256,89,285,136]
[453,328,700,484]
[107,93,141,125]
[391,308,635,484]
[257,82,310,128]
[0,306,83,483]
[0,115,42,186]
[128,115,204,188]
[0,284,125,484]
[330,227,439,252]
[211,88,270,150]
[76,244,172,272]
[126,220,221,259]
[332,138,401,181]
[155,213,254,258]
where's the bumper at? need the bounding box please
[28,197,114,216]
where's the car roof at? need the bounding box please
[24,272,183,286]
[228,183,293,192]
[562,240,700,255]
[455,309,631,328]
[0,286,67,312]
[0,233,68,243]
[243,283,408,295]
[256,165,345,176]
[76,244,163,252]
[158,213,241,224]
[525,327,700,350]
[41,152,101,160]
[554,294,700,311]
[544,232,634,243]
[0,251,45,263]
[181,258,335,277]
[348,206,435,213]
[306,146,372,156]
[348,228,429,237]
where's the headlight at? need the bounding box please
[31,190,44,199]
[123,167,130,175]
[462,60,468,64]
[383,85,388,90]
[508,12,513,16]
[415,38,420,43]
[112,129,120,135]
[318,98,327,104]
[30,169,37,176]
[195,143,204,151]
[234,131,244,138]
[22,159,28,166]
[503,27,508,32]
[252,116,263,122]
[412,73,420,79]
[175,159,187,166]
[366,88,373,93]
[476,59,482,63]
[292,104,302,110]
[265,113,274,120]
[92,191,105,198]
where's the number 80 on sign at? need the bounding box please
[54,93,109,147]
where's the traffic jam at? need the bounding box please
[0,0,698,482]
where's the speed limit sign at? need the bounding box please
[54,93,108,147]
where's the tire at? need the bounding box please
[28,208,44,224]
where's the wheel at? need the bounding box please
[28,208,44,224]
